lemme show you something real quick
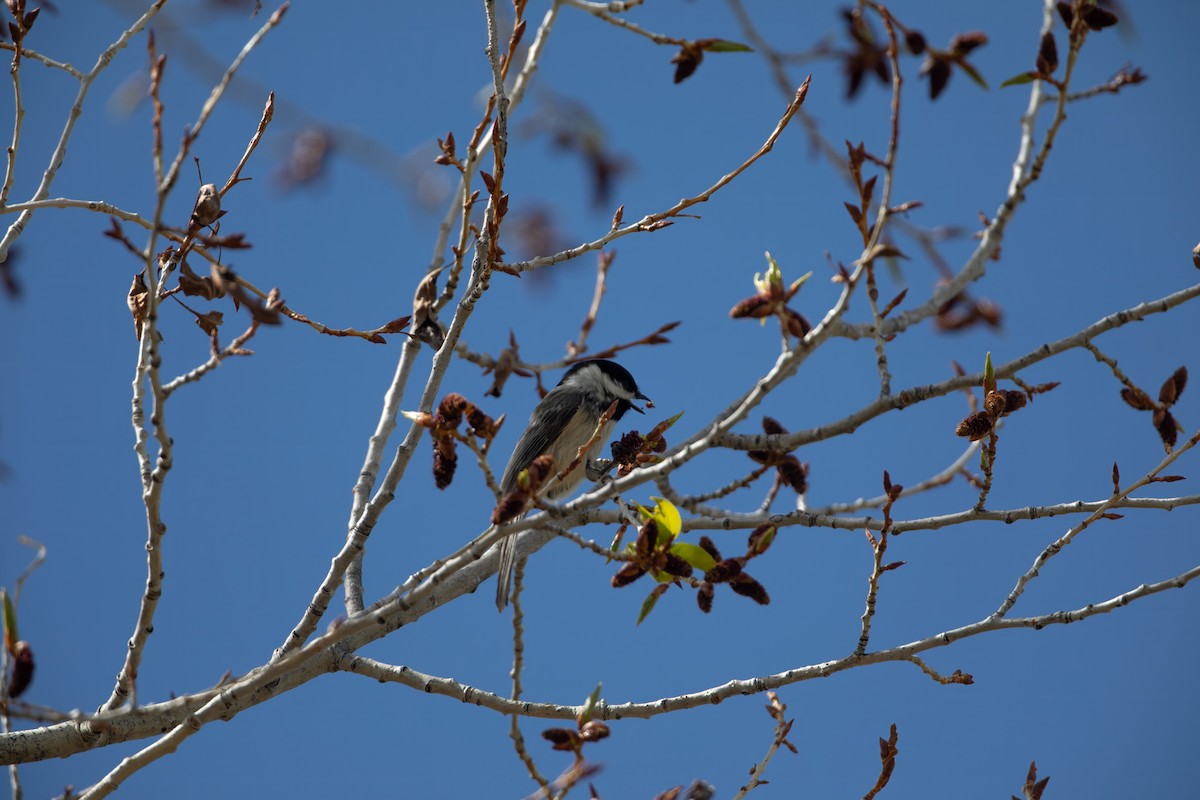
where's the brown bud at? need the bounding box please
[1001,390,1028,415]
[777,457,808,494]
[748,524,776,556]
[1153,409,1178,449]
[705,558,743,584]
[984,390,1007,417]
[761,416,786,436]
[579,720,610,742]
[729,294,772,319]
[491,492,528,525]
[729,574,770,605]
[927,57,951,100]
[1081,4,1118,30]
[611,561,646,588]
[637,520,661,555]
[1056,1,1074,28]
[433,438,457,489]
[671,42,704,84]
[905,30,926,55]
[1120,387,1156,411]
[662,552,694,579]
[1037,31,1058,74]
[697,582,714,613]
[785,308,812,338]
[436,393,468,428]
[955,411,993,441]
[699,536,722,561]
[8,640,34,698]
[1192,243,1200,269]
[950,31,988,55]
[520,455,555,493]
[542,727,581,751]
[1159,366,1187,407]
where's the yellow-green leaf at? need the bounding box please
[671,541,718,572]
[580,683,603,723]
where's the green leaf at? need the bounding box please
[1000,71,1038,88]
[1,588,15,652]
[702,39,754,53]
[984,352,995,394]
[670,541,718,572]
[957,60,989,90]
[637,591,660,625]
[580,683,603,723]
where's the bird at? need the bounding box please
[494,359,650,610]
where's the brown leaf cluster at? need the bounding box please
[748,416,808,495]
[693,528,773,613]
[611,519,695,589]
[609,420,670,478]
[541,719,610,754]
[1120,366,1187,451]
[419,393,503,491]
[728,274,811,341]
[955,389,1030,441]
[920,31,988,100]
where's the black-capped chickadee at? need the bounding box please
[495,359,650,610]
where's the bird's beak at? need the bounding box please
[632,391,652,413]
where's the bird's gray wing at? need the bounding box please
[498,390,576,492]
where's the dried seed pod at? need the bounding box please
[699,536,722,561]
[697,582,714,613]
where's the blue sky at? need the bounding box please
[2,1,1198,797]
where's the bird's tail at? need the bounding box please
[495,531,516,611]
